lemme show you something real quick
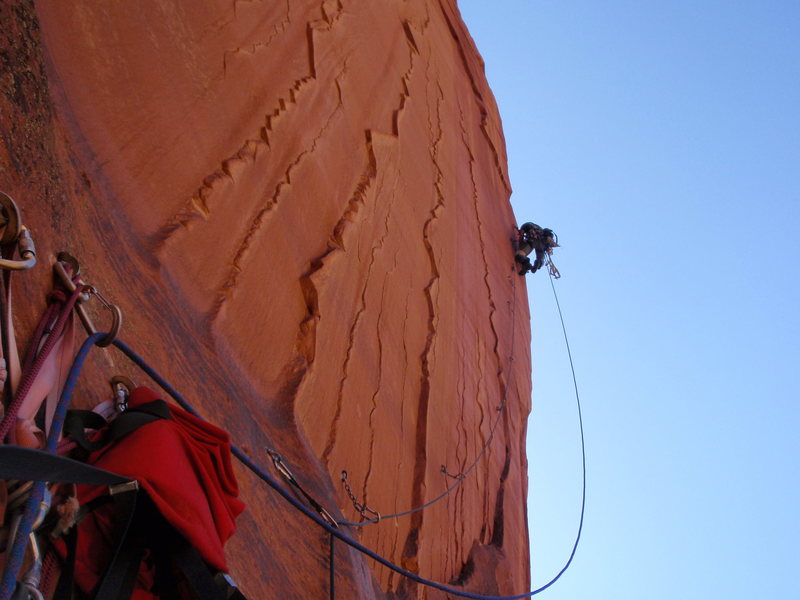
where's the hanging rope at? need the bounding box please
[329,533,335,600]
[526,269,585,595]
[339,274,519,526]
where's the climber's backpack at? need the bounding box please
[1,386,246,600]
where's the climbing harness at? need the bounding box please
[338,274,519,527]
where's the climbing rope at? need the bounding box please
[339,274,520,526]
[3,257,584,599]
[525,269,585,595]
[328,533,336,600]
[25,261,583,600]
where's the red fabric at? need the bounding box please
[68,387,245,598]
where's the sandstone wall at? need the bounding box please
[0,1,532,597]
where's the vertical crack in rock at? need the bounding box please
[361,269,390,506]
[491,444,512,548]
[459,100,498,441]
[392,20,419,135]
[330,131,376,251]
[436,0,510,194]
[324,10,416,469]
[307,0,344,78]
[400,66,445,586]
[386,282,411,596]
[154,87,314,243]
[321,133,378,463]
[458,98,510,551]
[448,367,469,575]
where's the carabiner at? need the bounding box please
[53,256,123,347]
[110,375,135,412]
[83,287,123,347]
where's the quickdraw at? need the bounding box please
[268,449,339,528]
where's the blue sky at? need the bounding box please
[458,2,800,598]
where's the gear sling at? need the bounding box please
[0,203,246,600]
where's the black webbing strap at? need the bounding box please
[0,446,132,486]
[52,526,78,600]
[79,492,248,600]
[51,488,142,600]
[169,536,228,600]
[153,507,248,600]
[64,400,172,452]
[90,487,144,600]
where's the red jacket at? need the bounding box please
[69,387,245,598]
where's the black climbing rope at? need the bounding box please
[329,532,336,600]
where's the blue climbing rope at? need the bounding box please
[0,331,103,600]
[2,292,586,600]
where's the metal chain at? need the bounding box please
[440,465,465,480]
[340,471,380,522]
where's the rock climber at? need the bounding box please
[515,222,559,276]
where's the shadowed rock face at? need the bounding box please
[0,0,532,597]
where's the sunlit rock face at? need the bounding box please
[0,0,531,597]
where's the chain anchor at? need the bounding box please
[340,471,381,523]
[440,465,465,480]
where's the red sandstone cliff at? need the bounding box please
[0,1,532,597]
